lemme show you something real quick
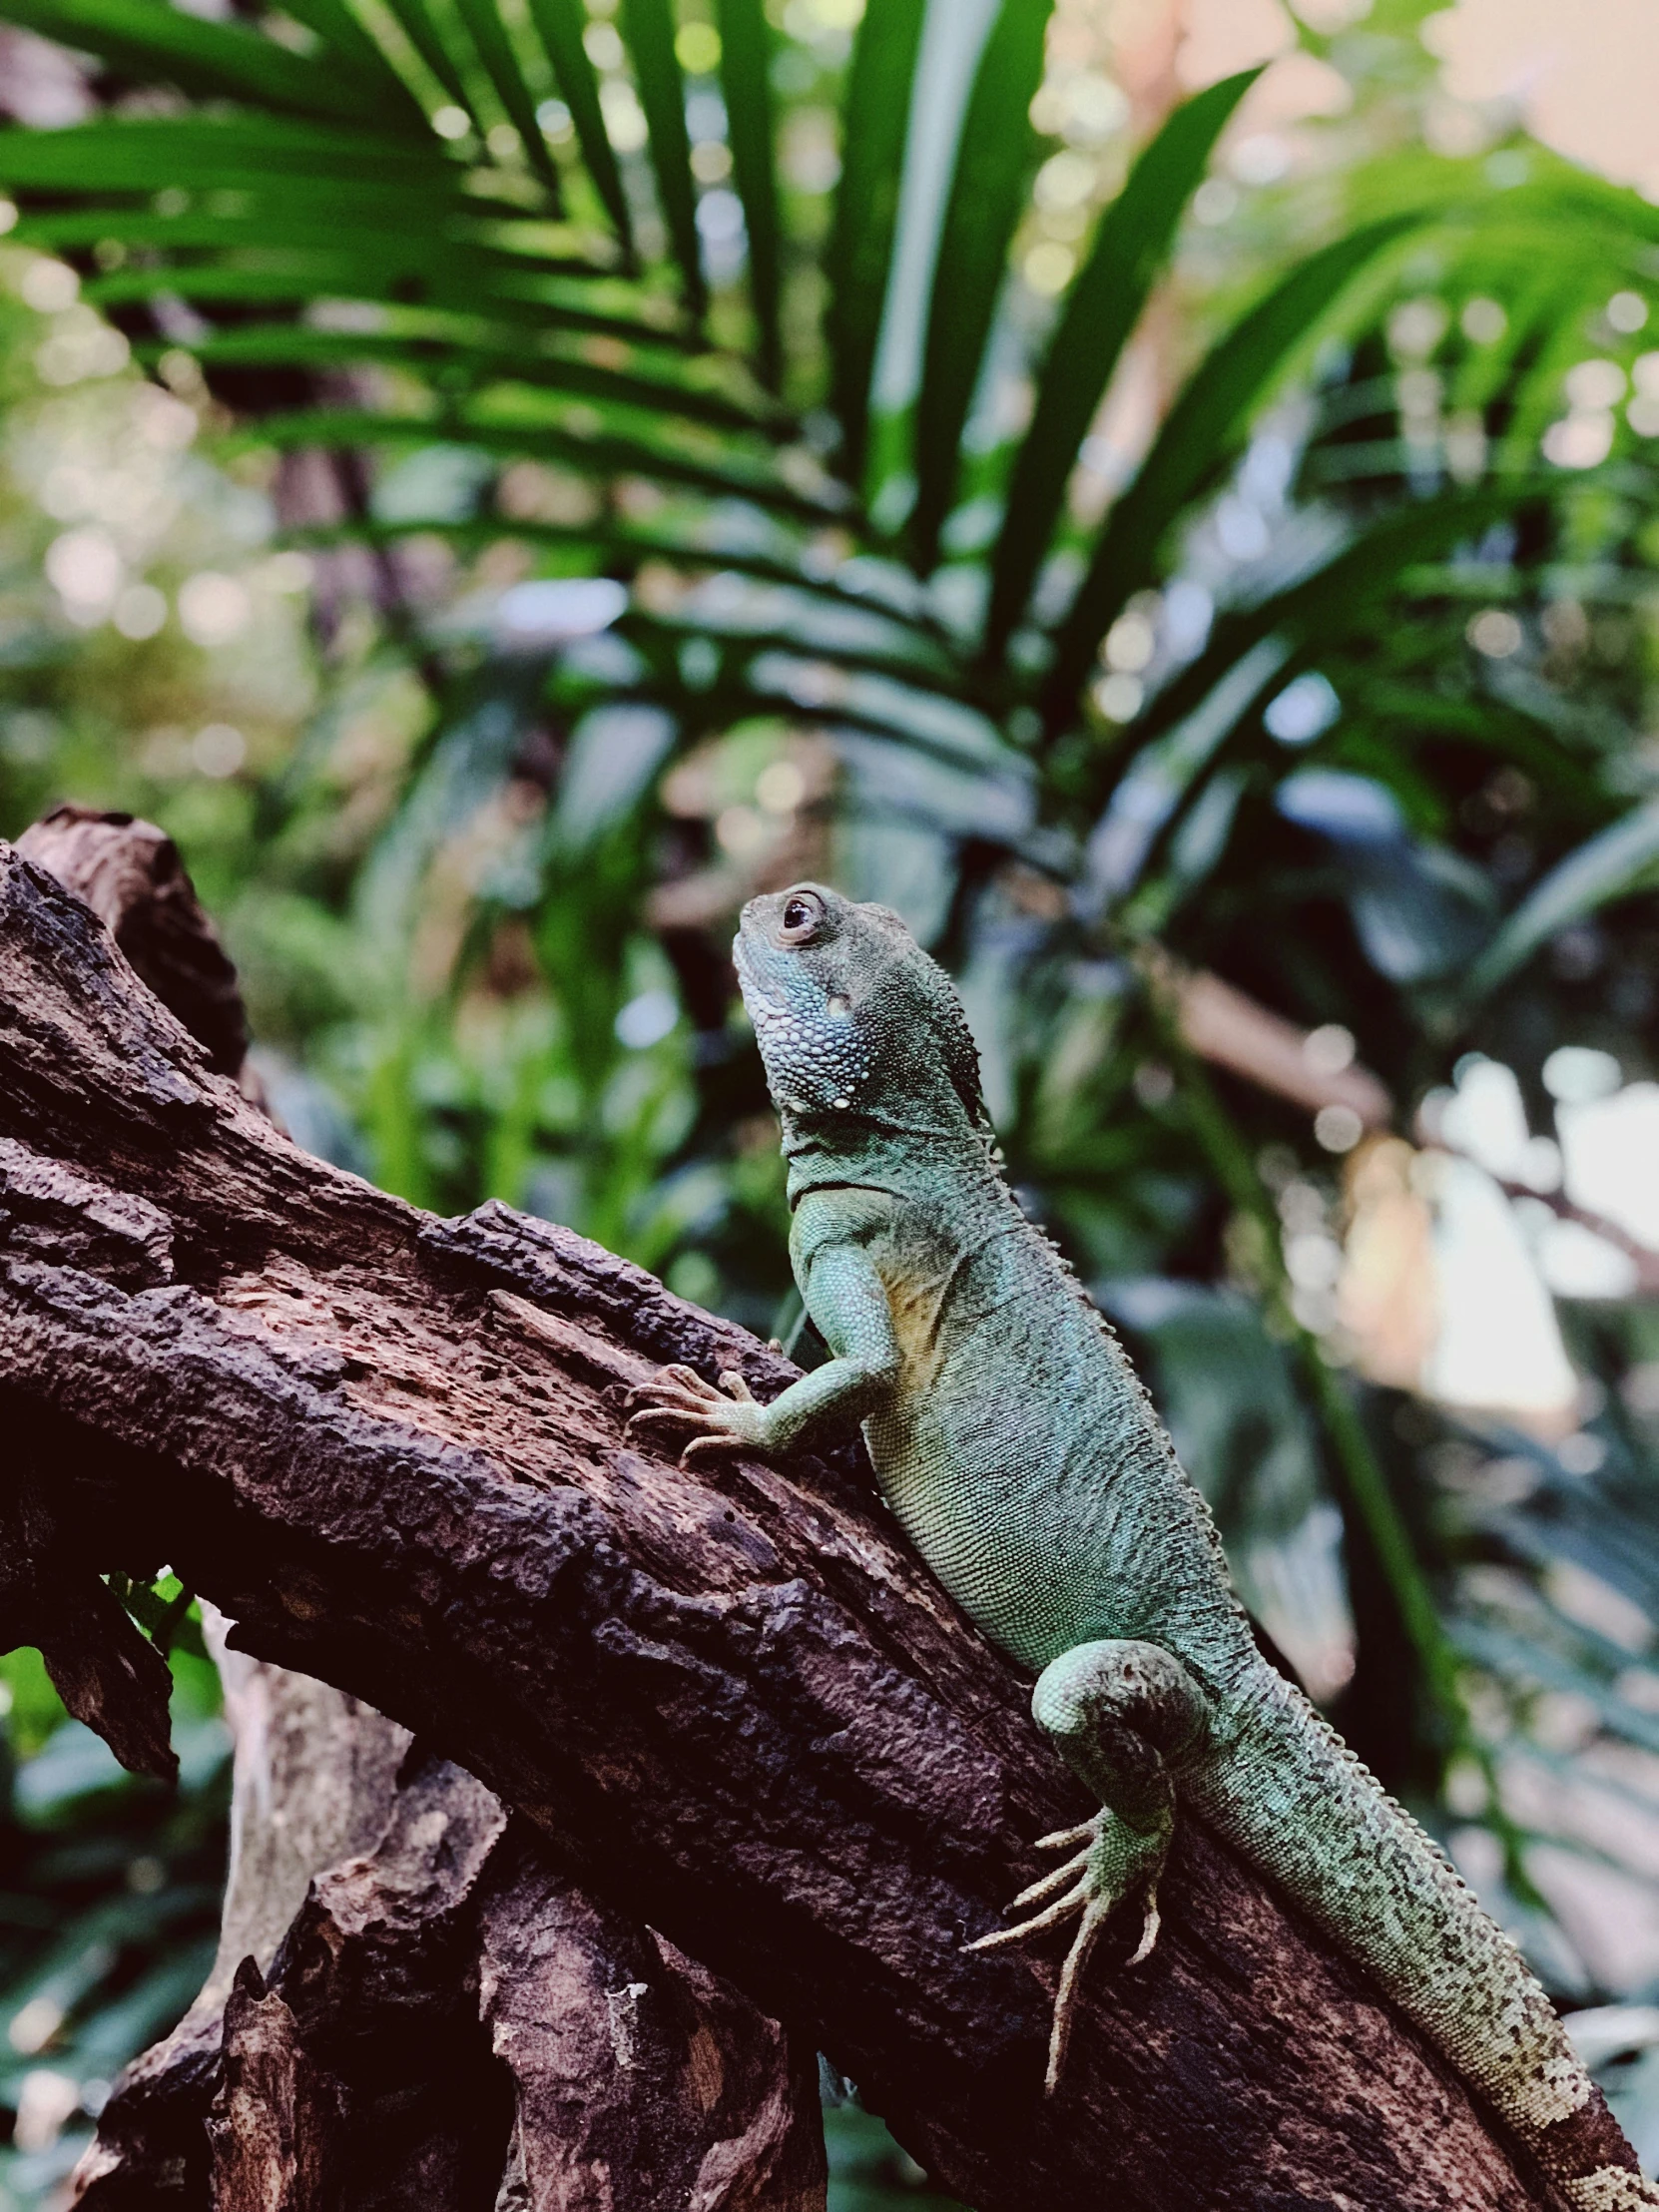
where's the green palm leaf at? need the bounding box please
[237,405,838,520]
[824,0,926,488]
[450,0,564,203]
[270,0,427,120]
[1040,214,1422,730]
[621,0,705,317]
[1108,489,1544,890]
[299,514,903,611]
[717,0,782,389]
[378,0,476,116]
[1463,797,1659,1001]
[84,260,682,344]
[981,67,1259,663]
[0,0,422,129]
[908,0,1054,576]
[1130,486,1533,755]
[525,0,634,254]
[134,321,782,437]
[0,112,454,189]
[17,208,588,275]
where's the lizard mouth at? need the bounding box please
[732,932,780,1013]
[732,934,757,993]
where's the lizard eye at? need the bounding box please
[779,890,824,944]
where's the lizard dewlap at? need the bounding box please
[629,882,1654,2208]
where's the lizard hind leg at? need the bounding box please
[967,1638,1210,2094]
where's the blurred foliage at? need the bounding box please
[0,1623,228,2209]
[3,0,1659,2192]
[825,2102,960,2212]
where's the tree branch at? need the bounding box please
[0,837,1592,2212]
[15,812,820,2212]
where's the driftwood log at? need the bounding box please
[0,824,1599,2212]
[13,809,824,2212]
[75,1634,824,2212]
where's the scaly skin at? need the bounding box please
[629,884,1655,2207]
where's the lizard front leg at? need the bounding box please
[626,1242,901,1464]
[970,1639,1210,2091]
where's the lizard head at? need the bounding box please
[734,883,986,1133]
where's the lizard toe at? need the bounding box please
[628,1365,724,1406]
[1124,1883,1161,1968]
[680,1431,753,1466]
[1008,1848,1093,1914]
[1045,1899,1111,2095]
[1034,1820,1098,1853]
[965,1875,1090,1951]
[623,1402,702,1440]
[970,1806,1173,2088]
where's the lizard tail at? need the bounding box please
[1189,1668,1657,2209]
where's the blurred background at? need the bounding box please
[1,0,1659,2199]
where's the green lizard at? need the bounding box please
[627,883,1653,2210]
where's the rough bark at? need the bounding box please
[185,1749,825,2212]
[66,1647,417,2208]
[207,1959,329,2212]
[202,1627,414,2012]
[0,831,1600,2212]
[16,806,249,1077]
[74,1708,826,2212]
[0,1442,176,1780]
[18,814,820,2212]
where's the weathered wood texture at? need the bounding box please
[15,805,248,1075]
[0,836,1578,2212]
[76,1695,827,2212]
[186,1755,825,2212]
[70,1652,415,2208]
[19,813,822,2212]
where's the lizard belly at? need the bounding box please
[861,1276,1210,1676]
[865,1394,1107,1671]
[793,1178,1248,1685]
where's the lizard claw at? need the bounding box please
[623,1401,694,1437]
[1006,1847,1093,1914]
[1047,1899,1112,2093]
[1034,1821,1097,1853]
[965,1806,1172,2094]
[1124,1883,1160,1969]
[625,1364,718,1410]
[624,1364,768,1460]
[624,1366,728,1440]
[681,1430,751,1466]
[964,1875,1091,1950]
